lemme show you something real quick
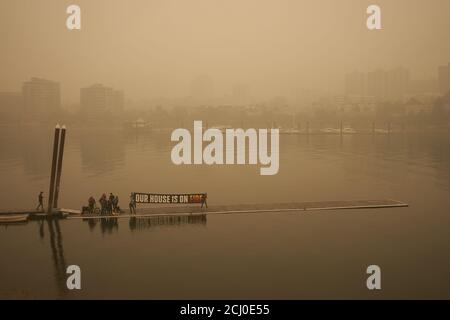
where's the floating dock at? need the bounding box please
[0,199,408,222]
[68,199,408,220]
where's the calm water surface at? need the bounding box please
[0,126,449,299]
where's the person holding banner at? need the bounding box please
[201,193,208,209]
[129,193,136,214]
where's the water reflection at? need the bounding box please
[0,127,53,178]
[37,217,68,297]
[1,127,450,198]
[79,130,125,175]
[1,213,207,298]
[81,217,120,234]
[2,125,450,298]
[82,214,207,234]
[129,214,207,231]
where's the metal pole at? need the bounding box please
[48,124,60,214]
[53,125,66,209]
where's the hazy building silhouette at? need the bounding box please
[404,97,427,115]
[348,68,410,102]
[80,84,124,119]
[22,78,61,120]
[408,78,438,95]
[438,63,450,95]
[79,130,125,174]
[0,91,22,121]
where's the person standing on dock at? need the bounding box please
[129,193,136,214]
[107,198,113,215]
[88,196,96,214]
[109,192,116,212]
[36,191,44,212]
[99,193,107,215]
[113,195,120,213]
[201,193,208,209]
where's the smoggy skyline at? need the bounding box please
[1,0,449,104]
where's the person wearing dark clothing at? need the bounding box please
[113,195,119,213]
[109,193,116,212]
[99,193,107,215]
[88,196,96,214]
[36,192,44,212]
[129,193,136,214]
[100,199,105,214]
[201,193,208,209]
[107,199,113,214]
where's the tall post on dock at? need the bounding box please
[48,124,61,214]
[340,120,343,136]
[53,125,66,209]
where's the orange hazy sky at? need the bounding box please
[1,0,449,103]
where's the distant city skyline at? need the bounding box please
[1,61,447,114]
[1,0,449,103]
[22,77,61,119]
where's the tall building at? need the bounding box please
[22,77,61,119]
[408,78,438,94]
[80,84,124,119]
[348,68,410,101]
[438,63,450,95]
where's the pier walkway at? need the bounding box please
[0,199,408,222]
[69,199,408,220]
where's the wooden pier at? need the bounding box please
[69,199,408,220]
[0,199,408,222]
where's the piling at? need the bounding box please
[47,125,61,214]
[53,125,66,209]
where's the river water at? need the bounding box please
[0,126,449,299]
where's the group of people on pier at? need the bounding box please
[87,193,121,215]
[85,192,136,215]
[37,192,207,216]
